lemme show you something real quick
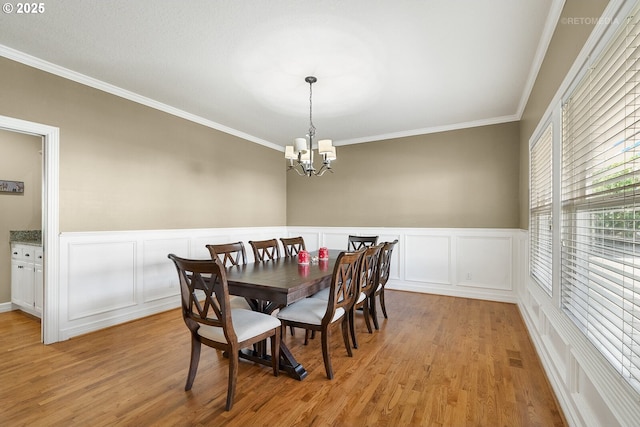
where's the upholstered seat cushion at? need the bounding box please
[197,308,281,344]
[229,296,251,309]
[311,287,365,304]
[277,298,345,325]
[310,287,330,300]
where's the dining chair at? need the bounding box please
[370,239,399,330]
[311,244,382,348]
[347,235,379,251]
[349,243,384,349]
[279,236,308,337]
[249,238,281,262]
[248,238,300,335]
[277,250,364,379]
[280,236,306,258]
[167,254,281,411]
[206,242,251,310]
[206,241,247,267]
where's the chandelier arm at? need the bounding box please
[289,164,306,176]
[315,164,334,176]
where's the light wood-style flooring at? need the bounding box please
[0,291,565,426]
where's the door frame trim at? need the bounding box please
[0,115,59,344]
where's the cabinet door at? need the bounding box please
[11,259,34,308]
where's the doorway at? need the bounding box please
[0,129,42,321]
[0,115,59,344]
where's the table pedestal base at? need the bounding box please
[237,343,308,381]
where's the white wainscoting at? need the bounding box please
[57,227,287,340]
[56,226,519,340]
[289,226,518,303]
[515,231,640,427]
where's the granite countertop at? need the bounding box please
[9,230,42,245]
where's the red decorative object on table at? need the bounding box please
[298,250,309,264]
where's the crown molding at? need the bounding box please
[0,44,282,151]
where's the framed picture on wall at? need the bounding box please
[0,180,24,193]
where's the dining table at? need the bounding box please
[224,250,338,380]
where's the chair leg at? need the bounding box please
[321,329,334,380]
[226,348,238,411]
[280,324,286,338]
[185,336,201,391]
[290,325,296,336]
[271,328,280,377]
[370,295,380,330]
[341,317,353,357]
[304,329,311,345]
[349,307,358,349]
[362,300,373,333]
[380,288,388,319]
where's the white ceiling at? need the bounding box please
[0,0,561,150]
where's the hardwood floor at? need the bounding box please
[0,291,565,426]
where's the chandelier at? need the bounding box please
[284,76,336,176]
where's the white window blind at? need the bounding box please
[561,4,640,393]
[530,124,554,295]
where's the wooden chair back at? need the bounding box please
[348,244,383,347]
[347,235,379,251]
[280,236,306,258]
[369,239,399,329]
[378,239,398,288]
[359,244,384,298]
[323,250,365,326]
[206,242,247,267]
[168,254,236,344]
[249,239,281,261]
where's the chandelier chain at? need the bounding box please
[308,80,316,140]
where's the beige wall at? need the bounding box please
[0,0,612,305]
[0,0,611,239]
[287,122,521,228]
[0,130,42,302]
[518,0,610,229]
[0,57,287,232]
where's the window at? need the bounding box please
[530,124,554,295]
[561,5,640,393]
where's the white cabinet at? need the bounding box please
[11,243,43,318]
